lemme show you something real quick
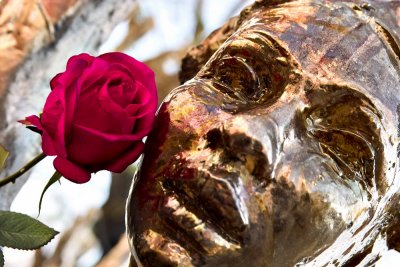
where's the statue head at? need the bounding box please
[127,1,400,266]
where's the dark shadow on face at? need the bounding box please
[127,2,399,266]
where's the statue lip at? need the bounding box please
[158,152,252,237]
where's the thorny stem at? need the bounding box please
[0,153,46,187]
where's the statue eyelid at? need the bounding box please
[195,31,300,113]
[304,86,385,194]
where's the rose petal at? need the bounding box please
[49,73,62,90]
[98,81,132,125]
[54,156,91,183]
[37,52,158,182]
[41,86,67,157]
[25,115,42,130]
[78,103,135,135]
[103,64,136,103]
[73,60,135,135]
[127,81,157,118]
[24,115,57,155]
[63,81,80,143]
[105,63,138,94]
[50,54,94,90]
[40,87,66,157]
[62,61,105,147]
[73,123,150,141]
[66,53,94,70]
[98,52,157,100]
[106,63,133,80]
[74,77,138,135]
[133,112,156,135]
[125,104,141,115]
[42,131,57,156]
[68,123,134,165]
[132,81,152,105]
[58,57,108,145]
[108,83,131,108]
[106,77,137,108]
[76,57,110,93]
[105,142,144,173]
[45,73,81,158]
[42,86,63,131]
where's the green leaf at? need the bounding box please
[38,171,62,215]
[0,145,9,173]
[0,211,58,250]
[0,248,4,267]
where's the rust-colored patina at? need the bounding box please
[126,0,400,266]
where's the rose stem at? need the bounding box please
[0,153,46,188]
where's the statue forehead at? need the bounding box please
[192,0,400,120]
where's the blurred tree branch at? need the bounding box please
[115,6,153,52]
[0,0,137,210]
[0,0,81,98]
[33,209,101,267]
[95,234,130,267]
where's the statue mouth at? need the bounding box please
[159,149,252,243]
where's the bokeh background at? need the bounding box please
[2,0,400,266]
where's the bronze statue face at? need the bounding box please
[127,1,400,266]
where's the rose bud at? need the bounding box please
[24,52,158,183]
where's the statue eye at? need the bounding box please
[310,129,375,188]
[196,30,299,112]
[305,85,385,194]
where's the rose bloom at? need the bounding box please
[25,52,158,183]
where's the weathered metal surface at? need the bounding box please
[127,0,400,266]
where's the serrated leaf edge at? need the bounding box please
[0,247,4,267]
[0,211,59,250]
[0,230,59,250]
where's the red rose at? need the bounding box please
[25,52,158,183]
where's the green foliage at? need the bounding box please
[0,145,9,173]
[0,248,4,267]
[38,171,62,215]
[0,210,58,250]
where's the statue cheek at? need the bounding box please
[252,178,347,266]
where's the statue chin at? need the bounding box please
[126,0,400,266]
